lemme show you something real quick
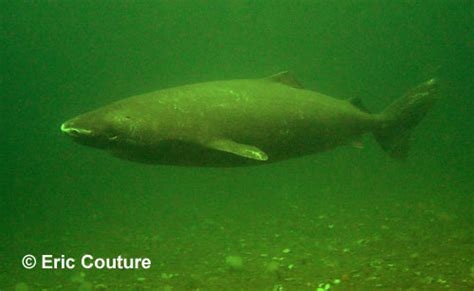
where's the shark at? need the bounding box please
[60,72,439,167]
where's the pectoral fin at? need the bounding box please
[207,139,269,161]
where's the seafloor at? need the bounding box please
[2,183,472,290]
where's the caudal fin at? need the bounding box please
[374,79,440,159]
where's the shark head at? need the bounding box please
[60,105,148,150]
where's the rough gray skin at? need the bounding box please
[61,72,439,167]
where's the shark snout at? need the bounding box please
[60,121,92,137]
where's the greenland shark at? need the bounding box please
[60,72,439,167]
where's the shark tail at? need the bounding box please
[373,79,440,159]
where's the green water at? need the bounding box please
[1,0,472,290]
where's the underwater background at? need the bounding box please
[1,0,473,290]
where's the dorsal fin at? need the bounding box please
[347,97,371,113]
[264,71,304,89]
